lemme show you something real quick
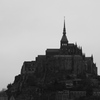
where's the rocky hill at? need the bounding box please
[6,21,100,100]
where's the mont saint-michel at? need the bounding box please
[2,20,100,100]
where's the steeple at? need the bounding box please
[63,17,66,35]
[60,18,68,48]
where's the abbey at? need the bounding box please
[21,20,97,77]
[6,20,100,100]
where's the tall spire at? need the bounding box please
[60,17,68,48]
[63,16,66,35]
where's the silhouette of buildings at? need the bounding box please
[21,19,97,77]
[6,20,100,100]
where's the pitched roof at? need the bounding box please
[61,35,68,42]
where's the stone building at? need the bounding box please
[21,61,36,74]
[9,20,100,100]
[56,90,86,100]
[21,19,97,78]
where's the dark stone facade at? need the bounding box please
[21,20,97,77]
[6,21,100,100]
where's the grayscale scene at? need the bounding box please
[0,0,100,100]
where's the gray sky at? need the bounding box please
[0,0,100,90]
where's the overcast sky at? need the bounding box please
[0,0,100,90]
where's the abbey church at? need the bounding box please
[21,20,97,77]
[6,20,100,100]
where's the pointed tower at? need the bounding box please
[60,18,68,48]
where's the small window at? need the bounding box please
[62,43,67,46]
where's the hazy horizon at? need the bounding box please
[0,0,100,90]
